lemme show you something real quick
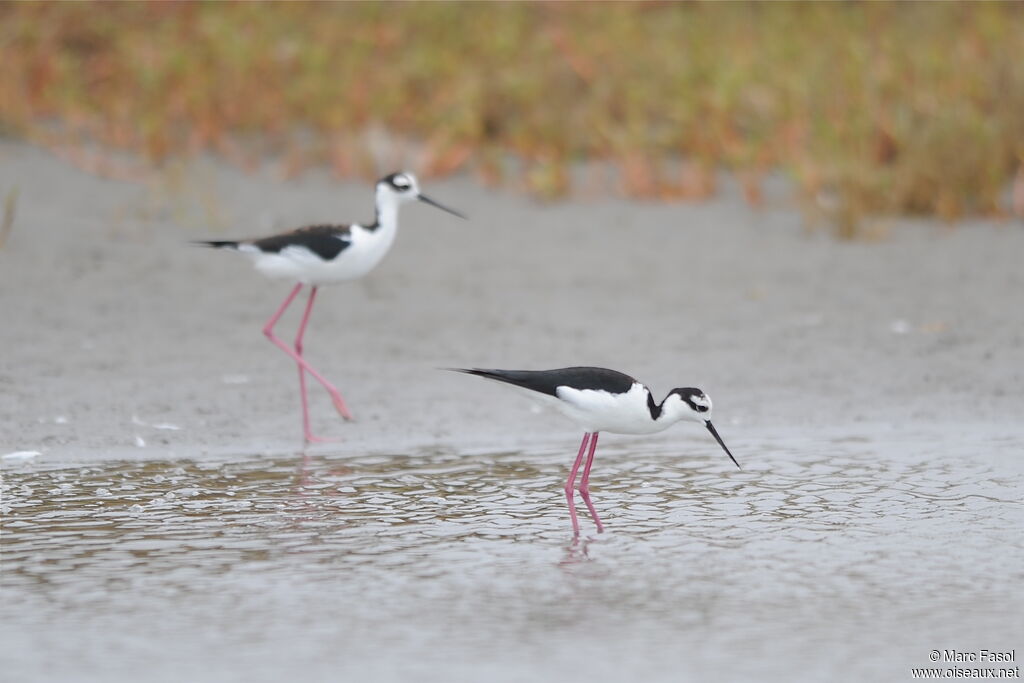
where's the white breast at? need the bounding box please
[554,383,669,435]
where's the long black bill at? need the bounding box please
[417,194,466,219]
[705,420,741,469]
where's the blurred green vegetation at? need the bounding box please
[1,2,1023,234]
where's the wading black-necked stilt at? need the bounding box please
[197,172,465,443]
[451,366,740,535]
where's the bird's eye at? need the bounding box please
[393,176,410,189]
[689,393,711,412]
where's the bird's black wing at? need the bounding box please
[194,224,355,260]
[452,367,637,397]
[250,224,354,260]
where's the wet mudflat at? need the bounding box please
[3,427,1022,683]
[3,141,1024,680]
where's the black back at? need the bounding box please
[251,225,353,260]
[454,367,638,397]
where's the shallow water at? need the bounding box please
[3,429,1023,682]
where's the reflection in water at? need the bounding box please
[2,433,1023,682]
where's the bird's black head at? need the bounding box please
[666,387,740,469]
[377,171,466,219]
[380,171,417,194]
[667,387,712,419]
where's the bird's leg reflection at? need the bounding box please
[272,452,321,528]
[293,452,314,496]
[291,453,354,497]
[287,453,355,525]
[558,536,592,569]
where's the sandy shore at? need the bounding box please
[1,140,1022,462]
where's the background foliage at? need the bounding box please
[2,2,1023,234]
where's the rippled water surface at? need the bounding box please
[3,429,1023,682]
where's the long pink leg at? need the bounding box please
[263,284,353,425]
[295,287,315,441]
[294,287,346,443]
[563,433,591,536]
[577,431,604,533]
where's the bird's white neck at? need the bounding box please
[374,194,401,234]
[649,390,690,427]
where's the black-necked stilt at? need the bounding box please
[197,172,465,443]
[451,366,740,535]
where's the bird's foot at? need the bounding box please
[304,433,346,445]
[331,395,354,421]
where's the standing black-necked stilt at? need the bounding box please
[451,366,740,535]
[197,172,465,443]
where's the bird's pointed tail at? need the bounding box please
[444,367,538,390]
[192,240,241,249]
[445,367,501,380]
